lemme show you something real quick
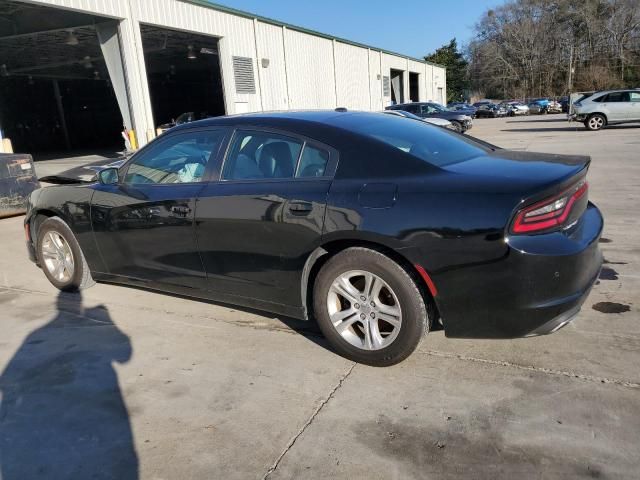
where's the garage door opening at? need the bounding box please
[140,25,225,134]
[0,1,130,159]
[409,72,420,102]
[390,69,404,105]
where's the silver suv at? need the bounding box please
[572,89,640,130]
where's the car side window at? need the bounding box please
[605,92,629,102]
[420,104,436,115]
[124,130,225,184]
[404,104,418,114]
[296,144,330,178]
[629,92,640,102]
[223,131,303,180]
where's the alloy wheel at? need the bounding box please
[41,231,75,283]
[327,270,402,350]
[588,116,604,130]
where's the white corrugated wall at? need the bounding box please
[333,42,370,110]
[254,22,288,111]
[283,29,336,109]
[368,50,383,110]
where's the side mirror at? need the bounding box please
[98,167,119,185]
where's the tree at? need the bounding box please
[467,0,640,99]
[425,39,470,102]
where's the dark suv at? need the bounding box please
[386,102,473,133]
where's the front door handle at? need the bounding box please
[288,201,313,215]
[170,205,191,216]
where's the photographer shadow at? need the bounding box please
[0,292,138,479]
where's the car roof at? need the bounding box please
[170,109,414,149]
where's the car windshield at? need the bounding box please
[332,114,490,167]
[175,112,193,124]
[430,103,448,112]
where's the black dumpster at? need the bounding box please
[0,153,40,218]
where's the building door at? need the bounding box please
[409,72,420,102]
[390,69,404,105]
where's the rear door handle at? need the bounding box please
[288,201,313,214]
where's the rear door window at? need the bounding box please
[296,145,330,178]
[629,92,640,102]
[222,131,303,180]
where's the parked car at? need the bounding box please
[559,96,570,113]
[474,104,508,118]
[472,100,493,108]
[386,102,473,133]
[25,110,603,366]
[447,103,477,117]
[571,89,640,130]
[157,111,212,134]
[528,98,550,114]
[547,100,563,113]
[528,102,546,114]
[501,102,530,116]
[382,109,456,130]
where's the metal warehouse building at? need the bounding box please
[0,0,446,155]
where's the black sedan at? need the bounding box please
[24,111,603,366]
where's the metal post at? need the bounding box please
[52,79,71,150]
[567,44,574,94]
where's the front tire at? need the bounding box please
[450,121,463,133]
[313,248,428,366]
[585,114,606,131]
[36,216,95,291]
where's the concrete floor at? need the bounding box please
[1,115,639,479]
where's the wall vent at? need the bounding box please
[382,76,390,97]
[232,56,256,94]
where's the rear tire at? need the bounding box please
[36,216,95,292]
[585,114,606,131]
[313,247,428,366]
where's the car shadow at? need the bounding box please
[500,127,587,133]
[506,117,568,123]
[0,292,138,479]
[501,124,640,133]
[98,280,330,348]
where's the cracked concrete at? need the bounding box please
[1,115,639,479]
[262,363,356,480]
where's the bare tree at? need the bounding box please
[468,0,640,99]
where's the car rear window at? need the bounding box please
[331,114,490,167]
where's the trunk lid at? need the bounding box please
[443,149,590,197]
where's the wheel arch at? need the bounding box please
[30,208,65,243]
[300,238,440,323]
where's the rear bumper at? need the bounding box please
[423,202,604,338]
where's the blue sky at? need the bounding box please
[214,0,501,58]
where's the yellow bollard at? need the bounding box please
[2,138,13,153]
[127,129,138,150]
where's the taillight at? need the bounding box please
[511,180,588,234]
